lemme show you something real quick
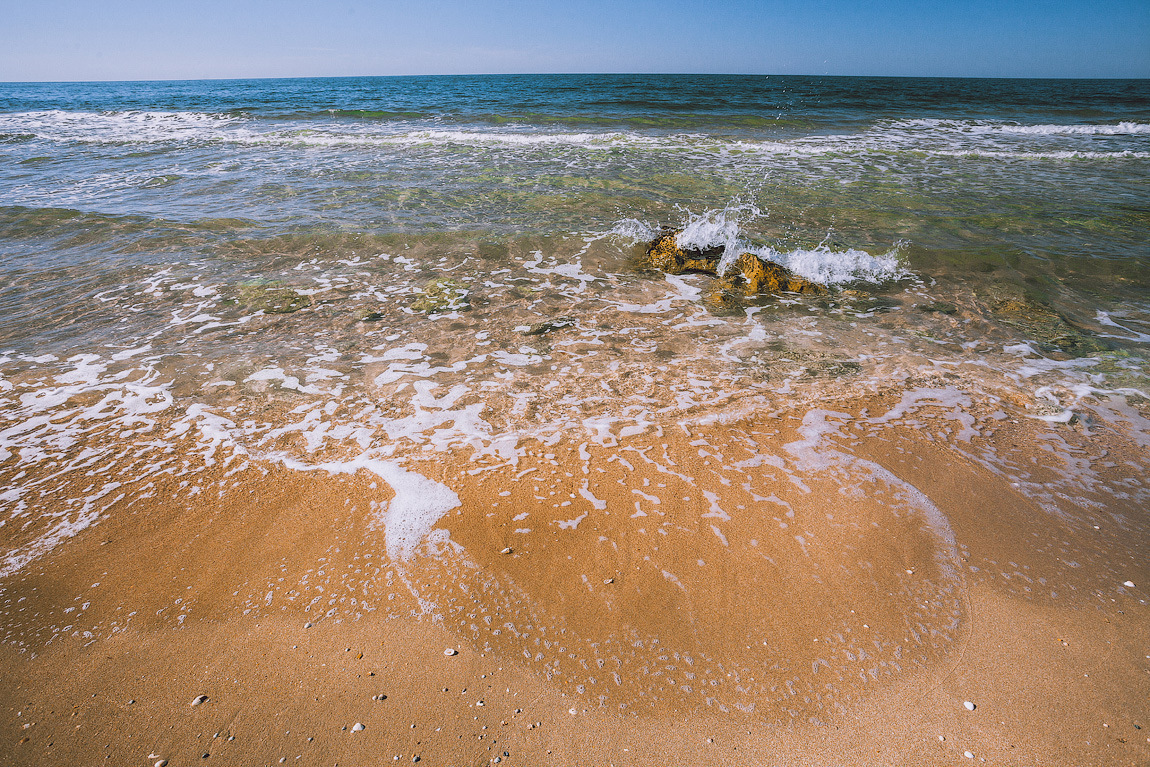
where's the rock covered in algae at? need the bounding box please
[643,231,826,297]
[984,288,1107,357]
[227,279,312,314]
[411,277,470,313]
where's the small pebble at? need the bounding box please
[352,723,365,732]
[279,759,287,764]
[964,751,974,759]
[500,547,512,555]
[963,701,976,711]
[155,761,168,767]
[444,648,458,656]
[1124,580,1135,588]
[604,578,614,584]
[191,695,209,707]
[412,757,420,763]
[304,622,313,629]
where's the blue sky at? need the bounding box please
[3,0,1148,81]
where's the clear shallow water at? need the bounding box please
[0,77,1148,712]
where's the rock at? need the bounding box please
[751,257,826,295]
[523,317,576,335]
[500,547,512,554]
[963,700,976,711]
[919,301,958,315]
[191,695,208,707]
[352,722,365,732]
[155,761,168,767]
[1124,580,1135,588]
[700,283,744,316]
[228,280,311,315]
[643,232,826,298]
[986,289,1106,357]
[964,751,974,759]
[444,648,458,656]
[412,278,470,314]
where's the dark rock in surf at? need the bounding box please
[643,231,826,298]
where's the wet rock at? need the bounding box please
[744,255,826,296]
[701,282,744,316]
[644,232,826,297]
[919,301,958,315]
[412,278,470,314]
[228,279,311,315]
[986,290,1107,357]
[523,317,576,335]
[804,359,862,378]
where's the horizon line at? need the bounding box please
[4,72,1150,86]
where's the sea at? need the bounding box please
[1,75,1148,716]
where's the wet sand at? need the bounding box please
[1,393,1148,766]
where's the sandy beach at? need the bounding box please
[2,389,1147,766]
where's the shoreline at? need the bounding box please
[2,392,1148,765]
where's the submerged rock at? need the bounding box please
[985,289,1107,357]
[412,278,470,314]
[643,231,826,299]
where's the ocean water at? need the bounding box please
[1,75,1148,715]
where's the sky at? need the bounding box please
[2,0,1148,81]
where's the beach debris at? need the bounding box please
[304,621,313,629]
[373,693,388,701]
[154,761,168,767]
[352,722,365,732]
[964,751,974,759]
[190,695,209,707]
[501,547,513,554]
[604,578,614,584]
[1124,580,1135,588]
[643,231,826,299]
[963,700,976,711]
[444,647,458,656]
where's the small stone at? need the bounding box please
[304,622,313,629]
[128,700,135,705]
[444,648,458,656]
[412,757,420,763]
[191,695,209,707]
[963,701,976,711]
[154,761,168,767]
[938,735,945,742]
[352,723,365,732]
[501,547,512,555]
[280,759,288,764]
[964,751,974,759]
[604,578,614,584]
[477,700,484,706]
[1124,580,1135,588]
[569,708,577,715]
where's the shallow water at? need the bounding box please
[1,75,1148,716]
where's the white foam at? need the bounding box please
[277,454,459,560]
